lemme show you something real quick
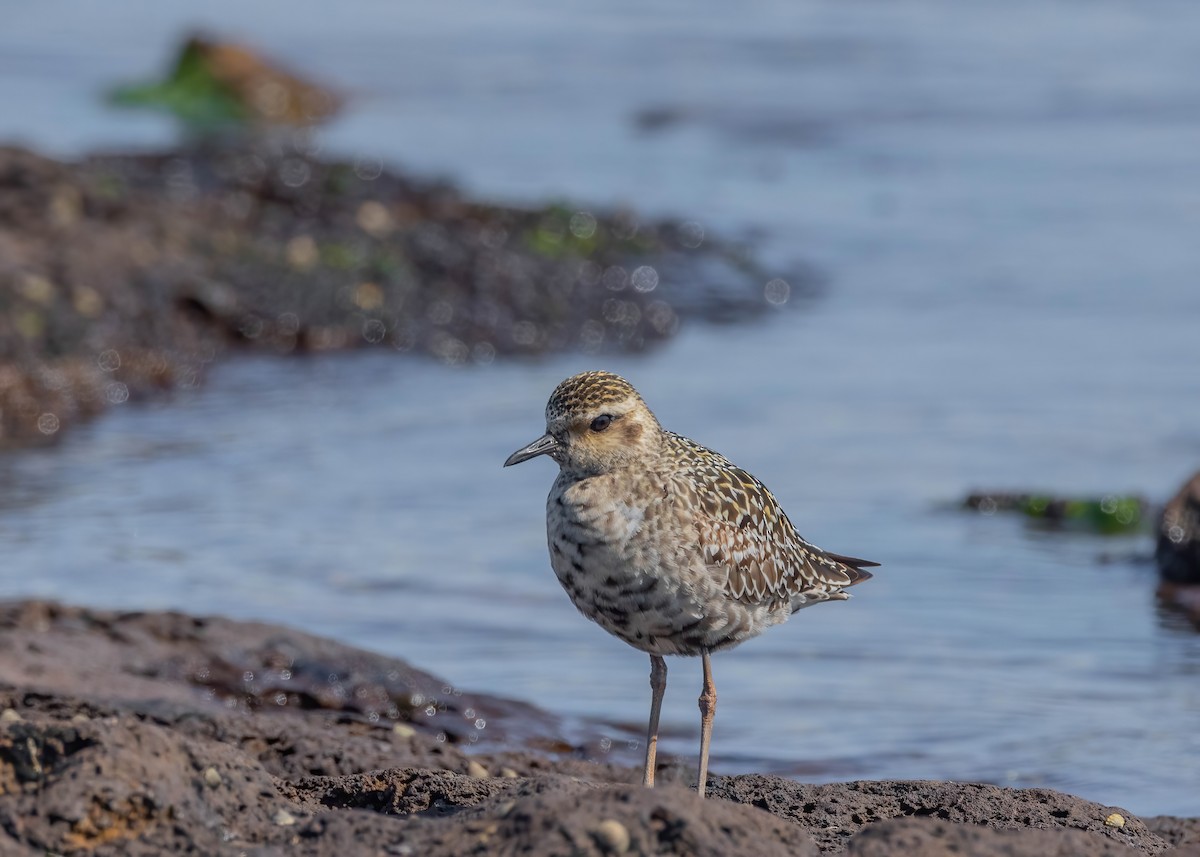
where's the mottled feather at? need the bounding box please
[662,432,875,611]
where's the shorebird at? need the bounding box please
[504,370,877,796]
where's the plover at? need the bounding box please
[504,370,877,796]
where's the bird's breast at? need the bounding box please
[549,474,649,547]
[543,472,737,655]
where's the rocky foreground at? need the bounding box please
[0,601,1196,856]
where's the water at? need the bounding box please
[3,0,1200,817]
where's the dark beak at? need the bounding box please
[504,433,558,467]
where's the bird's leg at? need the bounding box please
[696,650,717,797]
[643,654,667,787]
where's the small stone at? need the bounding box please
[18,273,56,305]
[591,818,630,854]
[0,709,22,723]
[353,281,385,311]
[500,767,519,778]
[392,722,416,738]
[466,760,489,778]
[496,800,516,817]
[1105,813,1126,829]
[477,821,499,842]
[285,234,319,271]
[356,200,394,237]
[72,285,104,317]
[273,809,297,826]
[203,766,222,788]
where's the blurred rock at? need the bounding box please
[1144,814,1200,855]
[1156,471,1200,585]
[109,35,342,129]
[0,144,800,448]
[962,490,1150,535]
[1155,470,1200,628]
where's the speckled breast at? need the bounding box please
[544,471,758,656]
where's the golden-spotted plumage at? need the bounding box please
[664,431,873,610]
[504,370,877,797]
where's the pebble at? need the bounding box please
[476,821,499,842]
[500,767,519,778]
[203,766,223,788]
[1105,813,1126,829]
[466,760,490,778]
[0,709,22,723]
[273,809,297,827]
[591,818,631,854]
[392,722,416,738]
[356,201,394,238]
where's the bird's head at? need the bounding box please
[504,370,662,475]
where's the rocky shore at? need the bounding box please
[0,144,799,448]
[1,600,1196,856]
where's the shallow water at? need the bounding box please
[4,0,1200,816]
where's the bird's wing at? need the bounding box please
[684,464,874,607]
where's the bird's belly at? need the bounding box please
[547,521,771,657]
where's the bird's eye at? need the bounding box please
[590,414,614,433]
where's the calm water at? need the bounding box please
[3,0,1200,816]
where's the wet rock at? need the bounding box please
[0,713,289,855]
[842,816,1143,856]
[1156,471,1200,585]
[1154,471,1200,628]
[0,144,801,448]
[962,490,1150,534]
[285,767,523,817]
[109,35,343,128]
[0,600,558,750]
[1145,814,1200,853]
[394,777,820,857]
[0,600,1193,855]
[706,776,1164,855]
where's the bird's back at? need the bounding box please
[657,431,875,614]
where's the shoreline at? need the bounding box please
[0,143,796,449]
[1,600,1195,855]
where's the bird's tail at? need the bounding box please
[826,552,879,586]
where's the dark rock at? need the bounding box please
[0,601,1193,855]
[0,599,563,756]
[962,490,1150,534]
[0,144,800,447]
[0,712,291,854]
[1157,471,1200,585]
[1146,814,1200,853]
[706,775,1164,854]
[843,816,1143,856]
[394,777,820,857]
[286,767,524,817]
[1155,471,1200,627]
[109,35,344,128]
